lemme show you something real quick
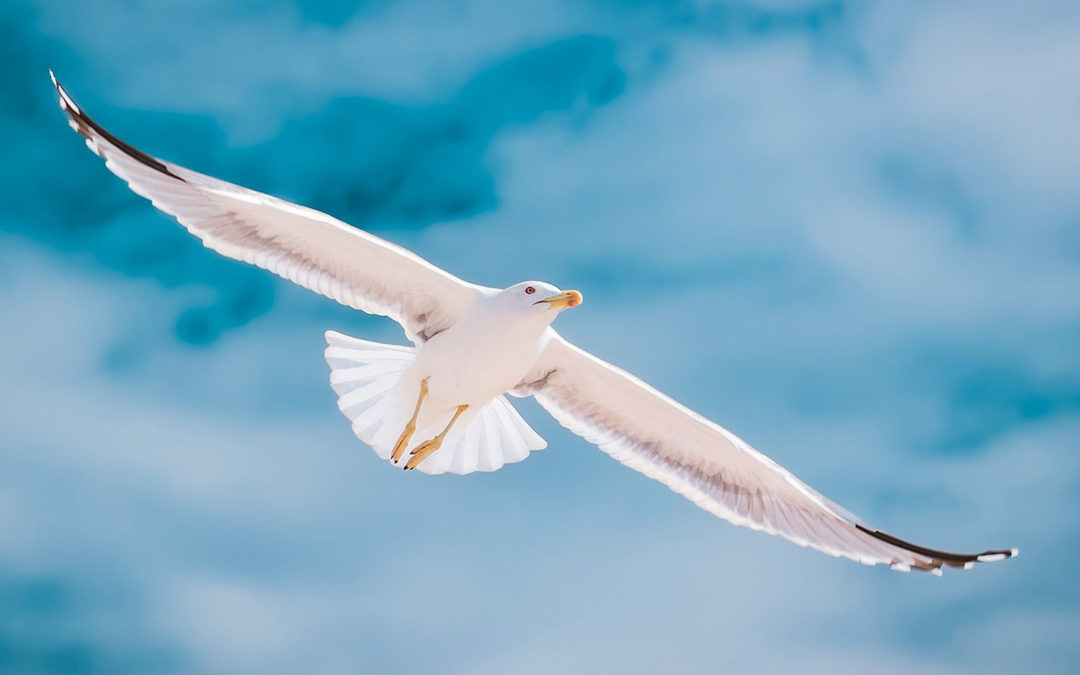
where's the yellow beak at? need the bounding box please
[535,290,583,309]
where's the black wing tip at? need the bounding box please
[855,524,1018,572]
[50,69,82,117]
[975,547,1020,563]
[48,69,184,182]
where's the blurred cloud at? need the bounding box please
[1,0,1078,673]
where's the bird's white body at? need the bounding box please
[324,283,569,474]
[405,289,554,427]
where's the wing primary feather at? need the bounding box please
[50,70,183,181]
[853,525,1018,567]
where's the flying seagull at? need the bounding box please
[51,71,1017,574]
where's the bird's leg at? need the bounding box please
[404,404,470,471]
[391,378,429,464]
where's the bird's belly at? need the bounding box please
[407,326,545,411]
[424,347,532,405]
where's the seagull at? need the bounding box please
[51,71,1017,574]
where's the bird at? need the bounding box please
[51,71,1017,575]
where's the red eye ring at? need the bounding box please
[525,286,536,295]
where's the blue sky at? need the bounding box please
[2,0,1079,672]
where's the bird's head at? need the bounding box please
[498,281,583,319]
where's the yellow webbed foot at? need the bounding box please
[402,403,469,471]
[392,378,429,465]
[390,423,415,464]
[404,437,443,470]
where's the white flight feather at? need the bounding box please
[519,334,1015,573]
[51,72,484,345]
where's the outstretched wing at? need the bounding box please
[520,332,1017,574]
[51,71,485,344]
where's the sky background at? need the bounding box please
[2,0,1079,672]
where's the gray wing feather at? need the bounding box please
[523,333,1017,574]
[52,71,484,344]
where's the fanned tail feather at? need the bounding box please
[324,331,546,475]
[325,331,414,456]
[418,397,546,475]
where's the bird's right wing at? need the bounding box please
[519,332,1017,574]
[52,72,485,344]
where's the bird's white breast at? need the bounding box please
[405,299,553,418]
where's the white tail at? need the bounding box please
[324,331,546,475]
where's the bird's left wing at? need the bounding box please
[52,72,485,344]
[519,332,1017,574]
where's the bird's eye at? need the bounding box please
[525,286,536,295]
